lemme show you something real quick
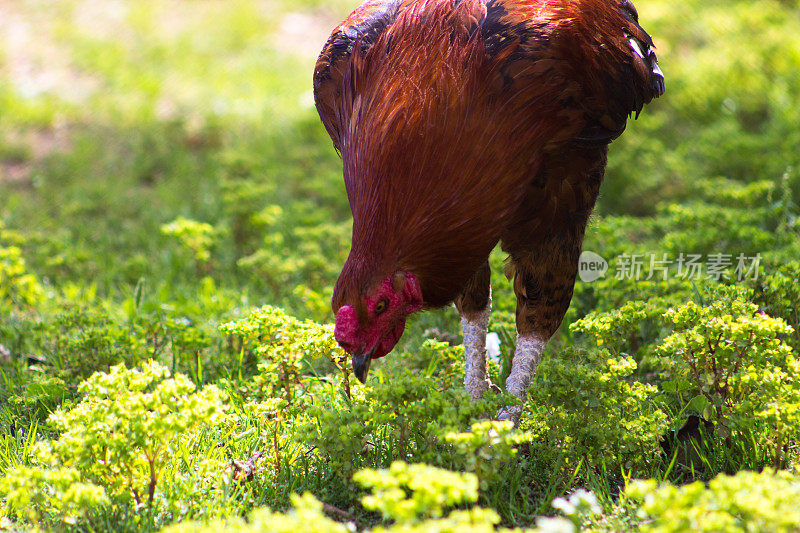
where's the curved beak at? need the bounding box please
[352,351,373,383]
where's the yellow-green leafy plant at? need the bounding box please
[445,421,534,489]
[355,462,480,523]
[161,217,219,275]
[295,368,509,480]
[657,287,798,467]
[753,261,800,351]
[523,344,668,480]
[354,461,534,532]
[0,245,42,307]
[3,361,227,517]
[162,462,536,533]
[44,305,149,380]
[220,305,350,403]
[626,470,800,532]
[0,466,108,526]
[163,493,353,533]
[571,300,663,355]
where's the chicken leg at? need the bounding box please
[455,261,497,401]
[496,244,580,425]
[497,147,606,425]
[498,332,549,424]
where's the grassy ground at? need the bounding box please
[1,0,800,531]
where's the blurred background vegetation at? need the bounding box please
[1,0,799,531]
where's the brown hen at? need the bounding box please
[314,0,663,423]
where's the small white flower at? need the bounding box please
[551,496,575,516]
[552,489,601,517]
[571,489,602,515]
[535,516,576,533]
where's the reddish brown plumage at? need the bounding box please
[315,0,663,359]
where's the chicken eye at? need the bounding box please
[374,299,388,316]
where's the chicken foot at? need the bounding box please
[497,333,548,425]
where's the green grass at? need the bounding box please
[1,0,800,531]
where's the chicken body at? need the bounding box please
[314,0,663,423]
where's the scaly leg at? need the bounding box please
[461,293,493,400]
[497,333,548,423]
[456,261,496,401]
